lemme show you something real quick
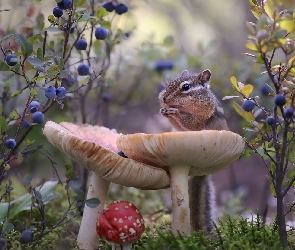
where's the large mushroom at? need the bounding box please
[43,121,170,250]
[96,200,145,250]
[117,130,245,234]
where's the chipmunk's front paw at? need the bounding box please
[160,108,179,116]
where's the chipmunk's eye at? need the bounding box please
[181,83,190,91]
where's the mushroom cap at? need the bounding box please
[117,130,245,176]
[96,200,145,244]
[43,121,170,189]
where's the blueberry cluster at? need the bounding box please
[26,100,44,124]
[102,2,128,15]
[45,86,67,99]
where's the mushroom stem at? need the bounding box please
[169,165,191,235]
[77,173,110,250]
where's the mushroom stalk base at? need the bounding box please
[169,165,191,235]
[77,173,110,250]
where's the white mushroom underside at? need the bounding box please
[43,121,170,190]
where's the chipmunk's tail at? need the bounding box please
[189,175,216,233]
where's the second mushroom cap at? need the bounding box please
[116,130,245,176]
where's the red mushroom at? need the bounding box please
[96,201,145,250]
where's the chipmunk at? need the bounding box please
[158,69,229,233]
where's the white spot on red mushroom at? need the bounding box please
[118,218,123,223]
[129,228,136,235]
[128,216,133,220]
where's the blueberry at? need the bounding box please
[0,238,7,249]
[260,85,271,96]
[5,138,16,149]
[62,74,77,87]
[28,100,41,113]
[274,94,286,106]
[57,0,72,10]
[20,230,33,243]
[102,2,117,12]
[56,86,67,99]
[155,60,174,71]
[53,6,63,17]
[242,100,255,112]
[95,27,108,40]
[284,107,294,118]
[45,86,57,99]
[75,39,87,50]
[117,151,128,158]
[32,111,44,124]
[102,93,111,102]
[21,119,30,129]
[63,24,75,34]
[266,116,276,125]
[77,63,90,76]
[5,54,18,66]
[115,3,128,15]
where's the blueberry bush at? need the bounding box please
[225,0,295,247]
[0,0,137,248]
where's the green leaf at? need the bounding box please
[22,40,33,57]
[59,57,64,70]
[251,6,263,19]
[96,8,108,19]
[246,42,258,52]
[27,57,44,67]
[30,89,37,98]
[68,179,82,190]
[85,198,100,208]
[0,116,8,134]
[27,34,43,44]
[0,60,10,71]
[279,20,295,33]
[75,0,87,7]
[3,222,14,234]
[11,90,22,97]
[287,167,295,179]
[249,0,258,6]
[48,15,55,24]
[0,181,58,220]
[240,84,254,97]
[22,173,32,186]
[37,48,43,60]
[1,33,15,41]
[230,76,239,91]
[15,33,26,46]
[9,110,18,119]
[288,141,295,163]
[99,20,111,29]
[163,35,174,46]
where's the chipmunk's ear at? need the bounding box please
[200,69,211,86]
